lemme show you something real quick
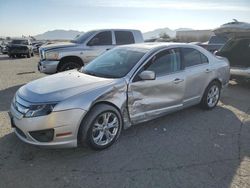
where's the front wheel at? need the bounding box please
[200,81,221,110]
[27,51,31,58]
[78,104,122,150]
[58,62,81,72]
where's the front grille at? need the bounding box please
[39,49,45,60]
[9,46,28,53]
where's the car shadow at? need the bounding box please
[0,55,11,61]
[0,105,247,187]
[0,84,23,112]
[220,80,250,115]
[0,54,31,61]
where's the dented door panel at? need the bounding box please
[128,72,185,124]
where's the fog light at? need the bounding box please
[29,129,54,142]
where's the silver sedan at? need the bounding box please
[9,43,230,150]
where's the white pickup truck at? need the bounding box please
[38,29,144,74]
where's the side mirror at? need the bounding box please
[139,70,156,80]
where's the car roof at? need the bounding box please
[119,42,199,51]
[89,29,141,33]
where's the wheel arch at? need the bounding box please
[57,56,84,71]
[77,101,123,133]
[201,78,222,101]
[76,101,124,147]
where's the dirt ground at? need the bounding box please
[0,54,250,188]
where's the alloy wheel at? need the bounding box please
[207,85,220,108]
[92,112,119,146]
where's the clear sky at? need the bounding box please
[0,0,250,37]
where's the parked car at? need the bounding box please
[0,41,9,54]
[32,41,45,54]
[7,39,34,58]
[197,35,228,53]
[215,37,250,79]
[9,43,230,150]
[38,29,144,74]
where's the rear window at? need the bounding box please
[209,36,228,44]
[115,31,135,45]
[182,48,208,67]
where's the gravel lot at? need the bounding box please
[0,54,250,188]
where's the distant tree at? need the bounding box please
[159,32,170,39]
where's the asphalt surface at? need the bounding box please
[0,54,250,188]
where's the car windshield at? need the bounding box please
[80,48,146,78]
[71,31,96,44]
[11,40,28,45]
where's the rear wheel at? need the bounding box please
[200,81,221,110]
[78,104,122,150]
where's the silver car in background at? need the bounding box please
[38,29,144,74]
[10,43,230,150]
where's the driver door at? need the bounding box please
[128,48,186,124]
[83,31,114,63]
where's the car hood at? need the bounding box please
[18,70,115,103]
[41,42,78,51]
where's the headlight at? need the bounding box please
[25,104,56,118]
[45,51,59,60]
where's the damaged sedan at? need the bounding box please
[9,43,230,150]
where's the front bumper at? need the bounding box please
[10,104,87,148]
[38,60,59,74]
[230,67,250,78]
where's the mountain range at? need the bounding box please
[35,30,85,40]
[34,28,193,40]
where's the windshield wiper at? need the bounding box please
[82,70,119,79]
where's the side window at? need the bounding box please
[115,31,135,45]
[87,31,112,46]
[145,49,181,77]
[182,48,208,67]
[201,53,209,63]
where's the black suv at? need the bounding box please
[216,37,250,79]
[7,39,34,58]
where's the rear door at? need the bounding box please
[128,48,186,123]
[83,31,114,63]
[181,48,212,106]
[114,31,135,45]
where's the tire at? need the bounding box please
[200,81,221,110]
[58,62,82,72]
[78,104,122,150]
[31,51,34,57]
[27,51,31,58]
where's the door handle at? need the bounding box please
[205,69,212,73]
[173,78,184,84]
[106,48,111,51]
